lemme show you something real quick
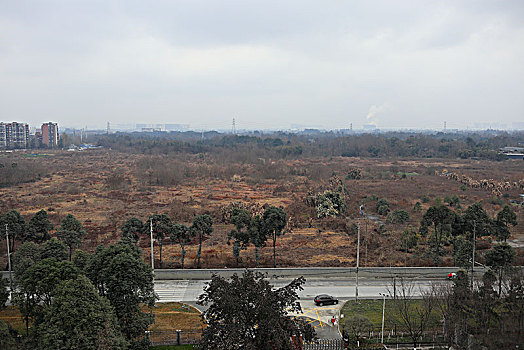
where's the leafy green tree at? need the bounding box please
[191,214,213,268]
[85,240,155,348]
[248,215,267,267]
[72,249,90,271]
[0,278,8,309]
[0,320,15,349]
[12,241,40,282]
[170,223,190,268]
[459,203,492,238]
[36,275,128,350]
[57,214,87,260]
[197,270,314,350]
[485,243,516,295]
[121,217,144,242]
[263,206,287,268]
[227,208,251,267]
[400,227,419,252]
[0,210,27,252]
[39,237,68,261]
[452,235,473,269]
[494,205,518,242]
[386,209,410,224]
[26,209,53,243]
[420,205,456,258]
[19,258,80,307]
[145,214,171,268]
[413,202,422,212]
[14,258,79,335]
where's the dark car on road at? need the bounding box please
[314,294,338,306]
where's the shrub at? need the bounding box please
[376,198,390,216]
[386,210,410,224]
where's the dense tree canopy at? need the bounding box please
[0,210,27,251]
[39,237,68,261]
[198,270,314,350]
[121,217,144,242]
[85,240,155,349]
[57,214,87,260]
[35,276,128,350]
[26,209,53,243]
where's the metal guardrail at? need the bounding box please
[4,267,523,281]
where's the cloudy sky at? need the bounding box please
[1,1,523,130]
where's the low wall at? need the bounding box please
[2,266,510,281]
[151,267,479,280]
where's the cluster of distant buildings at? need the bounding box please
[499,146,524,160]
[0,121,59,149]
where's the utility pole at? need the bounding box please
[471,221,476,289]
[150,220,155,277]
[380,293,387,344]
[5,224,13,292]
[365,218,368,267]
[356,220,360,303]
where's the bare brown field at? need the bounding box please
[0,150,522,268]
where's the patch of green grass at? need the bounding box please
[340,299,385,325]
[340,298,443,336]
[396,172,419,176]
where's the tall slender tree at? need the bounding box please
[0,210,27,252]
[57,214,87,261]
[248,215,267,267]
[170,223,190,268]
[191,214,213,268]
[485,243,516,295]
[228,208,251,267]
[420,205,456,260]
[494,205,518,242]
[145,214,171,268]
[262,206,287,268]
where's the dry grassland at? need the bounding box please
[0,150,522,268]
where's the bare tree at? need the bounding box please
[388,278,436,348]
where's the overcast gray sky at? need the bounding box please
[1,1,523,130]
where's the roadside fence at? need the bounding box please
[149,329,202,346]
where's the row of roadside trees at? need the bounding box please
[1,227,155,349]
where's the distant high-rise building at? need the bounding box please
[41,122,59,147]
[0,122,29,148]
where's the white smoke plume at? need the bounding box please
[365,104,388,126]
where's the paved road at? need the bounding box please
[155,277,445,335]
[154,278,440,304]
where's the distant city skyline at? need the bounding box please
[1,1,523,130]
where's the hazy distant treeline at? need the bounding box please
[94,130,524,162]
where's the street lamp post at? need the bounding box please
[379,293,387,344]
[150,220,155,278]
[5,224,13,292]
[471,221,476,289]
[356,220,360,303]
